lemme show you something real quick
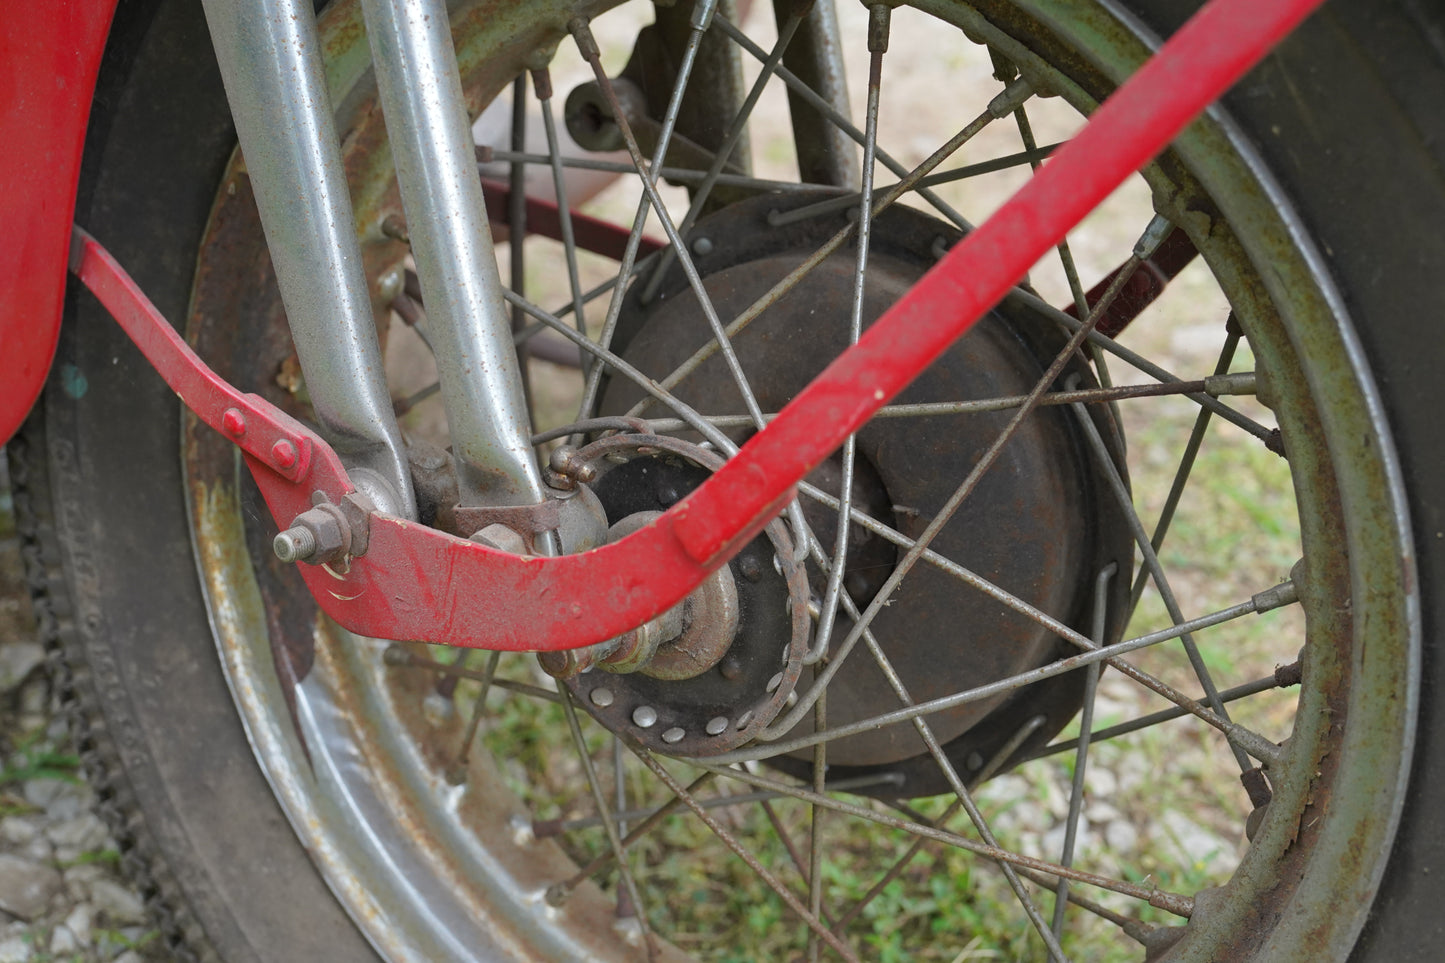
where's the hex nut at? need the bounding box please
[275,503,349,564]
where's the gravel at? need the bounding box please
[0,461,167,962]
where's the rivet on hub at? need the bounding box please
[590,687,615,708]
[706,716,729,736]
[632,705,658,728]
[661,727,686,744]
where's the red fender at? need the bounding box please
[0,0,119,444]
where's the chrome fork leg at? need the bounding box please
[201,0,417,518]
[360,0,546,507]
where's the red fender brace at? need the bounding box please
[67,0,1324,651]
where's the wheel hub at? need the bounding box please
[556,432,812,755]
[598,193,1134,793]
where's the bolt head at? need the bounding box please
[221,407,247,437]
[271,439,298,469]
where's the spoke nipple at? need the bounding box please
[529,66,554,101]
[273,526,317,563]
[632,705,658,728]
[220,407,247,438]
[689,0,719,31]
[1204,371,1258,397]
[988,77,1034,118]
[1251,578,1299,614]
[271,439,299,469]
[867,3,892,53]
[1133,213,1176,260]
[568,18,601,61]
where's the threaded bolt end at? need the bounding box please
[273,527,317,563]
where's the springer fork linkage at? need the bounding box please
[71,0,1324,653]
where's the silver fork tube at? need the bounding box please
[201,0,417,518]
[360,0,545,507]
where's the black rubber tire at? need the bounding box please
[8,0,1443,960]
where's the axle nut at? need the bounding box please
[272,501,350,565]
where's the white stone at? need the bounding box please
[48,925,78,956]
[63,904,92,946]
[1157,810,1235,871]
[20,779,65,810]
[0,935,31,963]
[0,816,39,846]
[42,783,93,823]
[89,878,147,926]
[0,642,45,695]
[1105,818,1140,855]
[0,854,62,921]
[62,863,104,903]
[45,813,109,853]
[1041,818,1090,861]
[1084,765,1118,798]
[1086,800,1123,825]
[17,680,46,717]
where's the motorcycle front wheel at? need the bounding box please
[10,0,1445,960]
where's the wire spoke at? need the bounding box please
[577,21,771,434]
[569,11,714,425]
[691,760,1195,918]
[532,772,904,837]
[714,13,973,232]
[484,147,841,194]
[1128,318,1244,616]
[623,79,1033,418]
[758,229,1140,741]
[1052,567,1113,940]
[557,686,658,956]
[1066,378,1254,774]
[765,141,1062,227]
[637,6,811,305]
[383,647,566,704]
[1006,287,1276,445]
[638,377,1234,433]
[1019,663,1300,766]
[445,649,501,784]
[696,586,1287,768]
[544,772,715,903]
[808,3,888,667]
[630,750,864,962]
[531,67,592,373]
